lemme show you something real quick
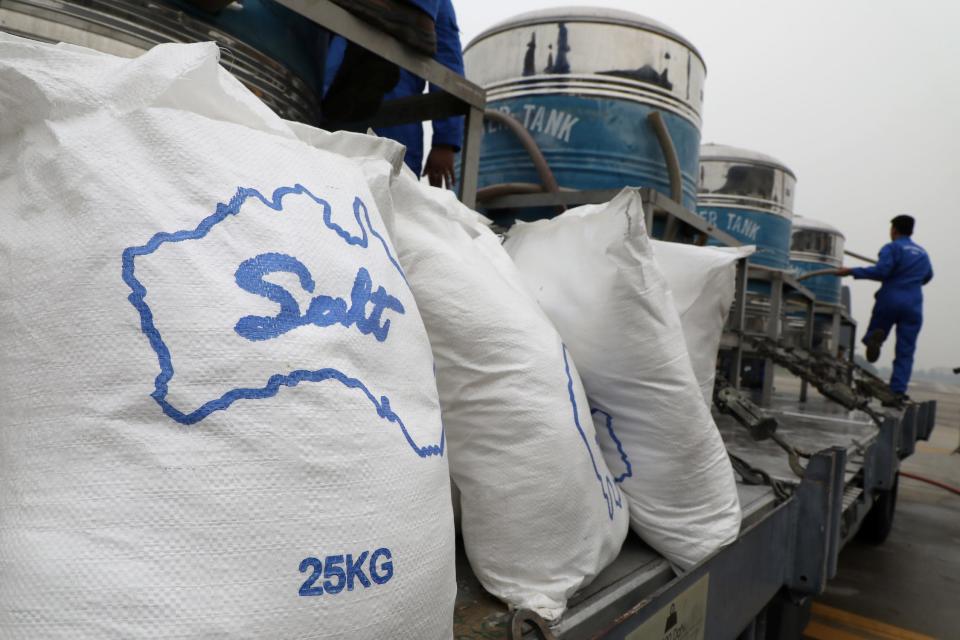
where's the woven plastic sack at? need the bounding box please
[0,35,453,639]
[504,188,741,570]
[651,241,754,403]
[375,169,629,620]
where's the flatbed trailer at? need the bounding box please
[452,390,937,639]
[1,4,943,639]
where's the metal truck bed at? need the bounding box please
[452,392,936,639]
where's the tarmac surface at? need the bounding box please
[804,379,960,640]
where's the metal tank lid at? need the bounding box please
[466,6,704,66]
[791,215,846,239]
[700,143,796,179]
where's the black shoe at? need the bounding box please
[864,328,884,363]
[332,0,437,55]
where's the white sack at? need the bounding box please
[381,170,629,620]
[0,35,454,639]
[504,188,741,570]
[651,241,755,404]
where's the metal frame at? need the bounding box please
[740,265,817,407]
[275,0,487,206]
[552,400,929,640]
[481,187,743,247]
[467,186,926,639]
[567,448,845,639]
[722,258,751,390]
[231,26,937,631]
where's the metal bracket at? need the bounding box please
[916,400,937,441]
[914,402,928,442]
[868,415,900,494]
[508,609,557,640]
[715,381,779,441]
[786,447,847,594]
[899,404,918,459]
[480,186,743,246]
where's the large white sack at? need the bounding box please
[284,125,472,533]
[381,169,629,620]
[0,35,454,639]
[651,241,754,404]
[504,188,741,570]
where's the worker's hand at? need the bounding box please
[835,267,853,276]
[423,145,457,189]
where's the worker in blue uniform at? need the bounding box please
[172,0,463,184]
[173,0,446,124]
[324,0,465,188]
[837,215,933,398]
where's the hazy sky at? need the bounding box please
[453,0,959,371]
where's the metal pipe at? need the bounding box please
[796,268,839,282]
[646,111,705,243]
[481,109,561,198]
[476,182,544,201]
[646,111,683,203]
[844,249,877,265]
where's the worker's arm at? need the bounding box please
[422,0,464,188]
[849,242,897,281]
[923,260,933,285]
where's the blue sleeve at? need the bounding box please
[428,0,465,150]
[850,242,897,281]
[923,259,933,285]
[322,35,347,97]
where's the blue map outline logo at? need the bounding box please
[562,345,626,518]
[121,184,443,458]
[590,407,632,484]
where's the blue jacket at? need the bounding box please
[324,0,465,174]
[851,236,933,303]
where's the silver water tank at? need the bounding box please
[464,7,706,216]
[0,0,319,123]
[790,216,845,305]
[785,217,847,353]
[698,144,798,338]
[698,143,797,270]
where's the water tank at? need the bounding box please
[698,144,796,270]
[464,7,706,218]
[790,216,845,305]
[0,0,320,123]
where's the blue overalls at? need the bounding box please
[324,0,465,174]
[851,237,933,393]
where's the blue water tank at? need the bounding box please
[0,0,320,123]
[463,8,706,219]
[790,216,845,305]
[697,144,796,270]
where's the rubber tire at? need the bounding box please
[857,472,899,545]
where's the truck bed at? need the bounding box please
[452,391,929,639]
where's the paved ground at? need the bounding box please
[804,380,960,640]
